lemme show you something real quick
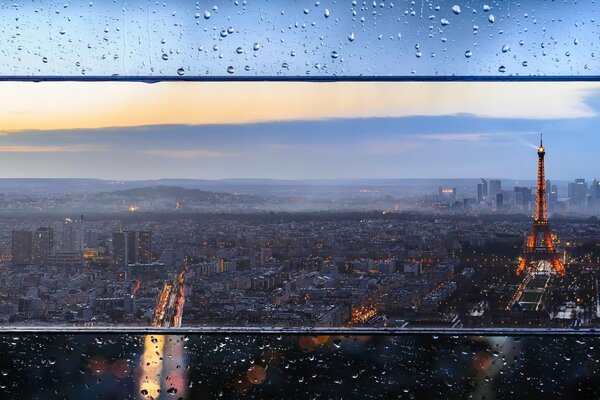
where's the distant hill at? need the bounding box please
[97,185,261,203]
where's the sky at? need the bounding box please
[0,81,598,181]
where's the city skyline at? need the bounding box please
[0,81,599,180]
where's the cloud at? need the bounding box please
[0,145,101,153]
[142,149,239,159]
[412,131,537,142]
[0,82,598,133]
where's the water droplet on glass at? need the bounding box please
[220,30,228,38]
[441,18,449,26]
[522,61,528,67]
[303,8,310,14]
[253,42,261,51]
[203,10,211,19]
[227,66,235,74]
[162,53,169,60]
[236,47,243,54]
[324,8,330,18]
[331,51,339,59]
[483,4,491,12]
[465,50,472,58]
[498,65,506,73]
[452,5,461,15]
[348,32,355,42]
[42,57,48,63]
[177,68,185,76]
[488,14,495,23]
[502,44,509,53]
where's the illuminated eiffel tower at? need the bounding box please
[516,134,565,276]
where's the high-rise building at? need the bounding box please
[548,184,558,211]
[568,178,588,205]
[32,227,54,265]
[590,178,600,207]
[513,187,533,210]
[112,230,152,266]
[137,231,152,264]
[488,180,501,199]
[60,216,84,253]
[495,192,503,210]
[11,230,33,264]
[477,178,488,204]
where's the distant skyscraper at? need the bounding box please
[568,178,588,205]
[12,230,32,264]
[548,184,558,211]
[112,230,152,266]
[513,187,532,210]
[60,216,84,253]
[488,179,501,199]
[137,231,152,264]
[590,178,600,207]
[32,227,54,265]
[477,178,488,204]
[495,192,503,210]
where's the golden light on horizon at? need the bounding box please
[0,81,597,133]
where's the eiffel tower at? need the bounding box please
[516,134,565,276]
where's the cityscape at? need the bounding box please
[0,137,598,329]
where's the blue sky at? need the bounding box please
[0,81,597,181]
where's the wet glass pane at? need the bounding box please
[0,333,598,399]
[0,0,596,77]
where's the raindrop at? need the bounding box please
[498,65,506,73]
[236,47,243,54]
[465,50,472,58]
[59,28,66,35]
[42,56,48,63]
[177,68,185,76]
[331,51,339,59]
[348,32,355,42]
[162,53,169,60]
[253,42,261,51]
[522,61,528,67]
[220,30,228,38]
[502,44,509,53]
[303,8,310,14]
[488,14,495,23]
[324,8,330,18]
[203,10,211,19]
[483,4,491,12]
[452,5,461,15]
[441,18,449,26]
[227,66,235,74]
